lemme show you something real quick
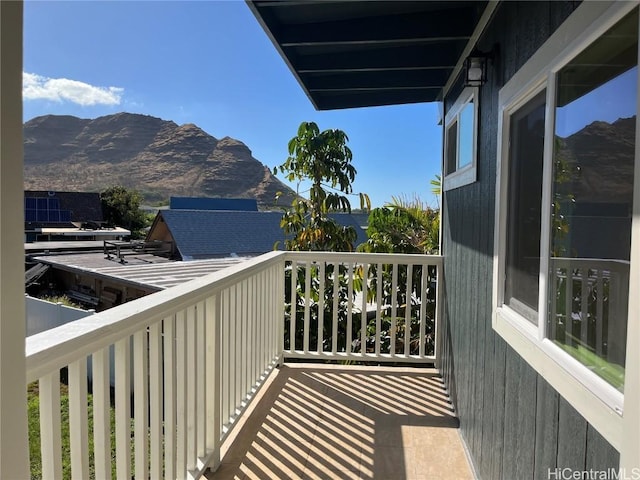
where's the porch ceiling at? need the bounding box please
[247,1,489,109]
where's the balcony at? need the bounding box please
[25,251,470,479]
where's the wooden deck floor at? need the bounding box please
[206,364,474,480]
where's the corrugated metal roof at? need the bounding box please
[31,252,249,290]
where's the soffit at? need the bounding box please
[247,1,489,109]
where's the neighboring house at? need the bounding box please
[24,190,129,242]
[249,1,638,477]
[146,208,368,259]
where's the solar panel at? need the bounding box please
[24,196,73,224]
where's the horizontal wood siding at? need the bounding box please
[439,1,620,478]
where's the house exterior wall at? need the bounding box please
[440,2,621,478]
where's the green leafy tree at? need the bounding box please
[276,121,371,351]
[275,121,370,251]
[360,194,439,255]
[100,186,148,239]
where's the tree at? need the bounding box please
[100,186,148,239]
[275,121,370,251]
[359,194,439,255]
[276,121,370,352]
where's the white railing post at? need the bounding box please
[149,321,163,480]
[68,359,90,480]
[115,337,131,480]
[196,301,206,459]
[434,262,443,367]
[133,330,149,480]
[186,305,197,472]
[206,293,221,471]
[92,348,111,480]
[39,372,62,480]
[289,260,296,354]
[361,263,369,355]
[317,262,325,354]
[332,262,340,355]
[164,314,177,480]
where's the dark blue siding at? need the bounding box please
[440,2,620,478]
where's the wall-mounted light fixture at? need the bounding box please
[464,45,498,87]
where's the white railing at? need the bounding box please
[25,250,442,479]
[284,252,442,363]
[26,251,284,480]
[549,257,629,361]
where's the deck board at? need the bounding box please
[206,364,474,480]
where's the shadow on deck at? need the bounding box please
[207,364,473,480]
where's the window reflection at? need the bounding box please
[547,8,637,392]
[458,101,474,168]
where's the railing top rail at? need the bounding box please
[25,250,286,382]
[551,257,630,270]
[285,251,443,266]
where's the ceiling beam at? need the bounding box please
[291,44,464,72]
[277,9,478,46]
[314,90,439,110]
[301,70,450,90]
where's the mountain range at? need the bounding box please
[23,112,297,208]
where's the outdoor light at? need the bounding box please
[464,46,498,87]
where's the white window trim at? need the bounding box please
[443,87,478,191]
[492,0,640,456]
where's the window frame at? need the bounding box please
[443,87,478,191]
[492,0,640,454]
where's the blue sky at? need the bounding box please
[23,0,442,208]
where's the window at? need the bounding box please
[505,90,546,323]
[547,9,636,393]
[494,2,638,435]
[443,88,478,191]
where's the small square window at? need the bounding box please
[443,88,478,191]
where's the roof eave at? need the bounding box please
[246,0,322,110]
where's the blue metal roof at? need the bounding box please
[169,197,258,211]
[157,210,368,259]
[160,210,285,259]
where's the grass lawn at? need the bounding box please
[27,381,121,479]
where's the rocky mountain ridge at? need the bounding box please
[23,112,296,207]
[558,116,635,205]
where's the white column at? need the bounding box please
[0,1,29,478]
[620,25,640,472]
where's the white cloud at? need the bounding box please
[23,72,123,106]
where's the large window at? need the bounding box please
[494,2,638,430]
[443,88,478,191]
[547,9,637,393]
